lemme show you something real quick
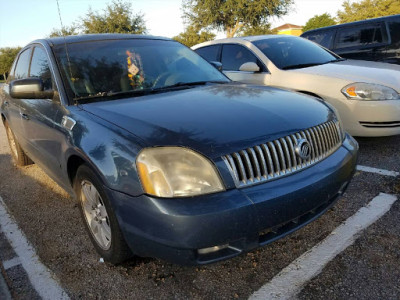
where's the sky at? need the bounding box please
[0,0,357,48]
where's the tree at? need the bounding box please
[48,25,79,38]
[303,13,336,32]
[183,0,293,38]
[0,47,21,80]
[237,24,274,37]
[337,0,400,23]
[81,0,147,34]
[173,25,216,47]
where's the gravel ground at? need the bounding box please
[0,118,399,299]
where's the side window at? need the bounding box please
[30,47,53,91]
[221,44,260,71]
[335,24,387,49]
[304,30,335,49]
[14,48,32,80]
[195,45,220,62]
[388,20,400,44]
[6,59,18,83]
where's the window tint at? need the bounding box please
[54,39,229,100]
[195,45,220,62]
[221,44,259,71]
[14,48,31,80]
[253,36,338,70]
[303,30,335,49]
[30,47,53,90]
[335,24,387,49]
[388,20,400,43]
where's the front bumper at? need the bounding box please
[336,99,400,137]
[108,134,358,265]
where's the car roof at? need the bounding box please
[193,34,297,48]
[302,14,400,35]
[30,33,171,46]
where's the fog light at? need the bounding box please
[197,244,229,255]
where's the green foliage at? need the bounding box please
[173,25,216,47]
[337,0,400,23]
[303,13,336,32]
[48,25,79,38]
[0,47,21,80]
[183,0,293,38]
[237,24,274,37]
[81,0,147,34]
[48,1,147,37]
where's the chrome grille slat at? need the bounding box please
[254,146,268,178]
[240,150,254,182]
[222,120,342,188]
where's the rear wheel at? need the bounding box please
[74,164,133,264]
[4,120,33,166]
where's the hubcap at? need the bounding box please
[80,180,111,250]
[7,127,18,159]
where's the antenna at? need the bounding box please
[56,0,76,98]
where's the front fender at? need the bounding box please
[66,108,146,197]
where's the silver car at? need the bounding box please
[193,35,400,137]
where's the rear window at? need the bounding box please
[302,30,335,49]
[335,24,387,49]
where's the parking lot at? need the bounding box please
[0,119,399,299]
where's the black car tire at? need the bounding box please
[4,120,33,166]
[74,164,133,264]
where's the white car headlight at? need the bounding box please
[342,83,400,100]
[136,147,225,198]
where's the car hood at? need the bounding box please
[290,59,400,92]
[81,84,333,158]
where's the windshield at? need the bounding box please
[53,38,229,101]
[252,36,340,70]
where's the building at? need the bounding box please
[273,23,303,36]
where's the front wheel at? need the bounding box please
[74,164,132,264]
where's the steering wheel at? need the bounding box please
[151,71,174,89]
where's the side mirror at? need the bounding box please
[210,61,223,72]
[9,78,54,99]
[239,62,260,72]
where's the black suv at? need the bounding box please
[301,14,400,65]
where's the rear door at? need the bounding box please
[2,48,32,147]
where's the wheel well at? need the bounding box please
[297,91,323,100]
[67,155,86,185]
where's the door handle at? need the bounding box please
[20,112,29,120]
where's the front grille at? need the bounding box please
[222,120,342,188]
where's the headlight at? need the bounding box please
[342,83,400,100]
[136,147,225,198]
[323,101,346,141]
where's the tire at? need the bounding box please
[4,120,33,166]
[73,164,133,264]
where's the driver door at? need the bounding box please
[221,44,271,85]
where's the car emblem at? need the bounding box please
[295,138,311,160]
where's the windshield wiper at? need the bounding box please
[74,89,153,103]
[327,58,347,63]
[153,80,228,91]
[282,63,323,70]
[74,80,229,103]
